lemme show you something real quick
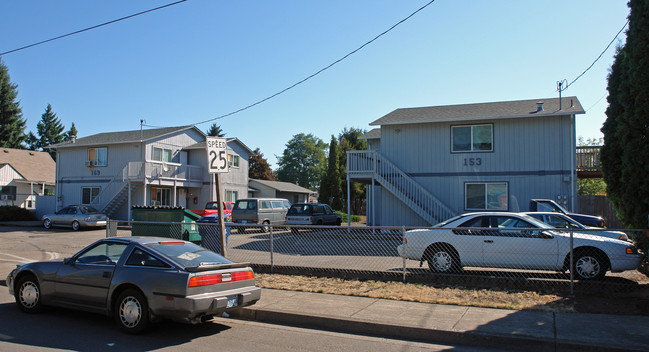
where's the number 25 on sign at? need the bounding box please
[206,137,229,173]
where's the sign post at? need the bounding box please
[206,137,229,257]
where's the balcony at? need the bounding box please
[576,146,602,178]
[125,161,203,186]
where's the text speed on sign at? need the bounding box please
[206,137,229,173]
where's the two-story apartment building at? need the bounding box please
[347,97,585,227]
[52,126,252,220]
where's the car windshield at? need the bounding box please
[83,206,101,214]
[287,204,311,215]
[146,241,232,268]
[433,215,465,228]
[517,214,554,229]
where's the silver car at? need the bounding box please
[41,205,108,231]
[523,212,630,241]
[7,237,261,333]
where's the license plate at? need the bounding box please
[227,295,238,308]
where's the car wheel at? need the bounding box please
[261,221,270,233]
[425,245,460,273]
[115,289,150,334]
[336,219,342,226]
[43,219,52,229]
[15,275,43,313]
[72,221,80,231]
[573,252,607,280]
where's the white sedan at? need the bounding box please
[397,212,642,280]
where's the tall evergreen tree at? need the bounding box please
[319,136,343,210]
[66,122,78,141]
[0,59,27,148]
[338,127,367,212]
[276,133,326,190]
[601,0,649,253]
[249,148,277,181]
[27,104,66,158]
[206,123,225,137]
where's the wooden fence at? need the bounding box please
[577,195,623,229]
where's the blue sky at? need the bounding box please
[0,1,630,167]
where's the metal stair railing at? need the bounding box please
[347,150,455,225]
[90,163,133,215]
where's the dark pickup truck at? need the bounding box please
[529,199,606,228]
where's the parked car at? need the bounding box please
[41,205,108,231]
[231,198,291,232]
[523,212,629,241]
[285,203,342,228]
[189,201,234,218]
[7,237,260,333]
[396,212,642,280]
[529,199,606,228]
[196,210,232,223]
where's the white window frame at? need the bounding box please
[88,147,107,166]
[152,147,173,162]
[228,154,240,168]
[451,124,493,152]
[151,187,171,206]
[465,182,508,210]
[82,186,101,205]
[226,190,238,202]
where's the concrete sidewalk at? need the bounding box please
[231,288,649,352]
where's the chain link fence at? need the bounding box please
[107,221,647,294]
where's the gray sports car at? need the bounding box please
[6,237,261,333]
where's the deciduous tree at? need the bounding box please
[276,133,326,190]
[249,148,277,181]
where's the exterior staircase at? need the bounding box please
[347,150,455,225]
[90,164,132,219]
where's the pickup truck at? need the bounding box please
[529,199,606,228]
[189,201,233,220]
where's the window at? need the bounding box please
[228,154,240,168]
[88,147,107,166]
[452,124,493,152]
[126,248,169,268]
[82,187,100,205]
[465,183,507,210]
[77,242,128,264]
[226,190,238,202]
[151,187,171,206]
[152,147,172,162]
[0,186,16,201]
[260,200,271,209]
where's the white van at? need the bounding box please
[232,198,291,231]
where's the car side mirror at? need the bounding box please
[63,257,75,265]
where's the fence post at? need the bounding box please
[569,228,574,295]
[270,225,274,274]
[402,226,407,283]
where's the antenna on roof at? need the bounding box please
[140,119,146,139]
[556,79,568,110]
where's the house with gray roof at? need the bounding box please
[51,126,252,220]
[0,148,55,209]
[347,97,585,226]
[249,178,315,203]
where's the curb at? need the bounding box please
[230,306,645,352]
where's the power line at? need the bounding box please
[192,0,438,126]
[562,19,629,91]
[0,0,187,56]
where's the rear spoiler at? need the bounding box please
[185,262,252,273]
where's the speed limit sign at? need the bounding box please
[206,137,229,173]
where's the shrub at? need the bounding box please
[0,206,38,221]
[337,211,361,223]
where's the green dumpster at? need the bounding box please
[131,206,201,243]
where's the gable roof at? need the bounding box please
[0,148,55,184]
[183,137,254,156]
[360,128,381,140]
[370,97,584,126]
[52,126,204,148]
[249,179,315,194]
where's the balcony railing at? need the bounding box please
[125,161,203,183]
[576,146,602,178]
